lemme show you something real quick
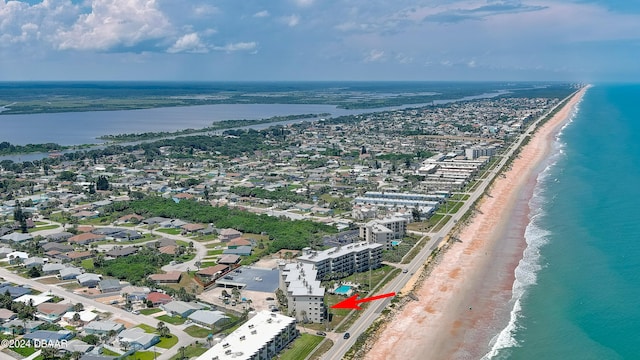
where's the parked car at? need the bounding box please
[316,332,327,336]
[266,297,275,301]
[343,332,350,339]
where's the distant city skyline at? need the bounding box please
[1,0,638,82]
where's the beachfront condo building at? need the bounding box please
[359,217,408,250]
[297,241,383,280]
[278,262,326,323]
[197,311,297,360]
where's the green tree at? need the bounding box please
[96,175,109,191]
[27,266,42,278]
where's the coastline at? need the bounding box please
[364,87,588,360]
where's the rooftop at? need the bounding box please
[196,311,296,360]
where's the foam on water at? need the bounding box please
[482,94,584,359]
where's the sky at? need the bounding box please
[1,0,639,81]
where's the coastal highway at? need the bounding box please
[0,268,193,360]
[320,90,579,360]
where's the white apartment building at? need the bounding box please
[359,217,408,250]
[297,241,384,280]
[197,311,297,360]
[278,262,326,323]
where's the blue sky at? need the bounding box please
[1,0,639,81]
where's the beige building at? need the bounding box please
[297,241,383,280]
[278,262,325,323]
[359,217,408,249]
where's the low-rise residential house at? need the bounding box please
[117,327,159,350]
[23,257,47,268]
[187,310,230,328]
[218,228,242,242]
[0,285,31,299]
[146,292,172,306]
[63,251,93,262]
[45,232,74,243]
[227,238,252,249]
[0,232,33,244]
[42,263,67,275]
[84,320,125,335]
[106,247,137,258]
[59,267,83,280]
[1,319,44,334]
[23,329,73,342]
[223,246,252,256]
[0,247,14,258]
[160,301,205,318]
[148,271,182,284]
[0,308,16,322]
[68,233,105,245]
[196,265,230,279]
[14,294,52,306]
[37,302,73,322]
[112,230,142,241]
[217,254,241,265]
[181,223,205,233]
[117,214,144,224]
[61,310,98,325]
[98,279,122,293]
[42,242,74,253]
[61,339,94,354]
[77,273,102,287]
[120,286,150,301]
[158,245,177,255]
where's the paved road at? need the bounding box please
[320,91,578,360]
[0,268,194,360]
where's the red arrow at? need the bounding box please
[331,292,396,310]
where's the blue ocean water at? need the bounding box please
[490,85,640,359]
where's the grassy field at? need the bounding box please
[206,249,224,256]
[137,324,156,333]
[279,334,323,360]
[401,236,429,264]
[156,315,186,325]
[139,308,162,315]
[81,258,94,270]
[157,228,182,235]
[432,215,452,232]
[125,351,159,360]
[184,325,213,338]
[168,344,208,360]
[156,335,179,349]
[162,272,203,294]
[28,224,59,232]
[309,339,334,360]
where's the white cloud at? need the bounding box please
[282,14,300,27]
[395,53,413,64]
[292,0,314,7]
[364,49,385,62]
[193,4,219,17]
[213,41,257,53]
[167,33,208,53]
[253,10,270,18]
[467,59,476,68]
[55,0,173,51]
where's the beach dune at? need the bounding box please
[364,88,587,360]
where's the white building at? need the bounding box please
[297,242,383,280]
[196,311,297,360]
[278,262,325,323]
[359,217,408,249]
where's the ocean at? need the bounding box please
[490,84,640,359]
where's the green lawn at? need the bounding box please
[102,349,121,356]
[81,258,94,270]
[139,308,162,315]
[137,324,156,333]
[10,346,37,357]
[124,351,159,360]
[279,334,323,360]
[184,325,213,338]
[206,249,223,256]
[156,335,179,349]
[156,315,186,325]
[156,228,182,235]
[28,224,59,232]
[168,344,208,360]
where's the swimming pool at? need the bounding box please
[335,285,352,295]
[391,240,402,246]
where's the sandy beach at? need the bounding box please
[364,88,587,360]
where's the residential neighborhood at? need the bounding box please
[0,93,565,360]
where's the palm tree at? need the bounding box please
[179,346,186,360]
